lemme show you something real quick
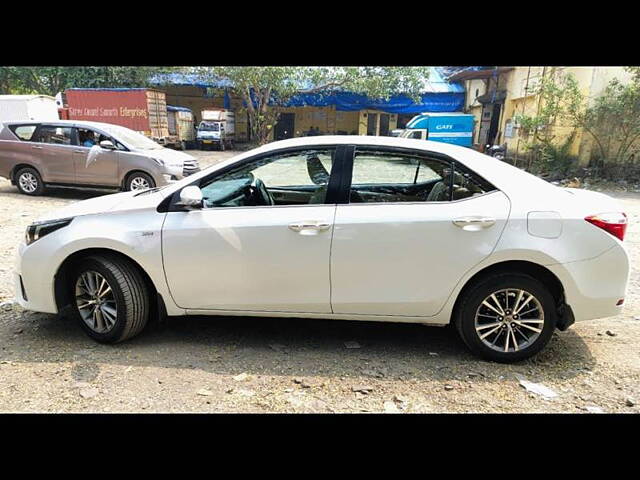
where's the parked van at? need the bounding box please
[0,95,59,123]
[400,113,474,147]
[0,120,199,195]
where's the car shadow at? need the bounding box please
[1,308,596,383]
[0,181,115,201]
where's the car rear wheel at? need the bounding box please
[15,167,45,196]
[455,273,556,363]
[71,255,149,343]
[126,172,155,192]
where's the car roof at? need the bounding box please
[164,135,558,201]
[1,119,124,130]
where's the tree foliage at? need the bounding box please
[514,68,583,175]
[0,66,172,96]
[575,68,640,169]
[193,66,432,145]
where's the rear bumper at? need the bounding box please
[548,244,629,322]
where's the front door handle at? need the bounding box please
[453,216,496,231]
[31,145,43,150]
[288,221,332,233]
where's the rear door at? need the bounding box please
[30,124,76,183]
[330,145,510,317]
[72,126,119,186]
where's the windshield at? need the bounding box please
[98,124,164,150]
[199,122,220,132]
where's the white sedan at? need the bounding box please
[14,136,630,362]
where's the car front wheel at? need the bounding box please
[70,255,149,343]
[455,273,556,363]
[126,172,155,192]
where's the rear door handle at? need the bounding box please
[31,145,43,149]
[288,220,332,233]
[74,150,85,153]
[453,216,496,230]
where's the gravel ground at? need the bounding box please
[0,149,638,413]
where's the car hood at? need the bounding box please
[36,190,163,223]
[135,148,195,165]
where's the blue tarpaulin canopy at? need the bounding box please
[151,68,465,114]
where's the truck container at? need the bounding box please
[399,112,475,147]
[197,108,235,150]
[167,105,195,150]
[0,95,59,122]
[62,88,179,147]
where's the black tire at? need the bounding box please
[70,255,149,343]
[125,172,155,192]
[15,167,45,196]
[454,272,557,363]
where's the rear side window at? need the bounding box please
[32,125,73,145]
[452,163,497,200]
[349,149,452,203]
[9,125,37,141]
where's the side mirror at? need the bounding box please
[99,140,116,150]
[176,186,203,209]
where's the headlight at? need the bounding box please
[151,157,165,166]
[25,218,73,245]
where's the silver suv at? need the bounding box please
[0,120,200,195]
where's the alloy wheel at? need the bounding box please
[474,288,544,353]
[75,271,118,333]
[19,172,38,193]
[130,176,150,191]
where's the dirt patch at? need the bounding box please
[0,150,638,412]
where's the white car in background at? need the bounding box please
[13,136,629,362]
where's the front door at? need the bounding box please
[366,113,378,135]
[379,114,390,136]
[162,146,341,313]
[274,113,295,141]
[72,127,119,186]
[330,146,510,317]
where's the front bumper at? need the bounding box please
[14,241,57,313]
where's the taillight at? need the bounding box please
[585,212,628,241]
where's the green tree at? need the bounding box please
[191,66,431,145]
[574,69,640,170]
[0,66,173,96]
[514,68,584,175]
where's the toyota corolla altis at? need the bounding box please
[14,136,629,362]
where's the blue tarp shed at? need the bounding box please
[151,68,465,114]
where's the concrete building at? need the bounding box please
[449,66,634,165]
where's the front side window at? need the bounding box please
[9,124,37,141]
[77,128,100,148]
[76,127,117,149]
[349,149,452,203]
[198,148,335,208]
[33,125,72,145]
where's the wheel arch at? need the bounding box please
[452,260,566,326]
[54,247,166,322]
[122,169,155,190]
[11,163,42,185]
